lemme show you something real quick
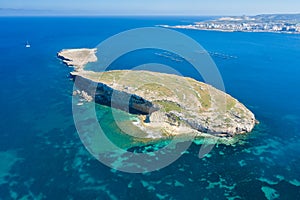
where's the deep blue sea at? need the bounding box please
[0,17,300,199]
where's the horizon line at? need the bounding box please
[1,13,300,17]
[1,8,300,17]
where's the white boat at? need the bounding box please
[25,41,31,48]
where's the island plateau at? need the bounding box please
[58,48,256,142]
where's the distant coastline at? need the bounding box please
[160,14,300,34]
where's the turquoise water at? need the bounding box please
[0,17,300,199]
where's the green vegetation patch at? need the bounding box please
[191,83,212,110]
[154,100,182,113]
[226,96,237,110]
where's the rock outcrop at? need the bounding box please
[57,48,97,71]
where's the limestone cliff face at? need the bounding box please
[73,74,159,115]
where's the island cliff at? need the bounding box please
[58,48,257,140]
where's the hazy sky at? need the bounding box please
[1,0,300,16]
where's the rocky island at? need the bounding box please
[58,48,256,141]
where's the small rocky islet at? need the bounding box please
[58,48,257,143]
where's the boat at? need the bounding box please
[25,41,31,48]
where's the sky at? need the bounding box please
[1,0,300,16]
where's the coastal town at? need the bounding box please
[162,14,300,34]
